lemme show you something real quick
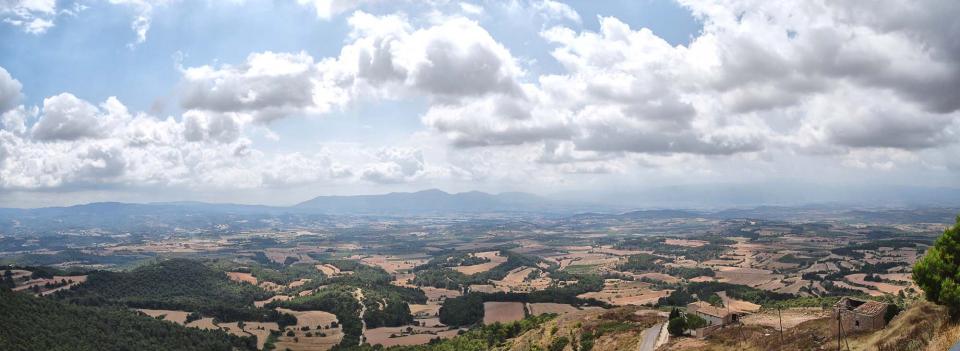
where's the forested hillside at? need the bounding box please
[0,289,257,351]
[55,258,292,324]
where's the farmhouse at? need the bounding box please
[687,301,744,326]
[831,297,888,335]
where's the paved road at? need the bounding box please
[639,323,664,351]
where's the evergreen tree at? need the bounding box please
[913,215,960,318]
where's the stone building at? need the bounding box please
[687,301,742,326]
[831,297,888,336]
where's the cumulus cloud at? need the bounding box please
[5,1,960,195]
[31,93,109,141]
[361,147,426,183]
[0,67,447,191]
[180,51,344,123]
[177,11,527,122]
[530,0,580,23]
[423,0,960,166]
[181,110,242,144]
[0,67,23,114]
[343,11,525,100]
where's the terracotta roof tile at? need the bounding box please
[853,300,887,315]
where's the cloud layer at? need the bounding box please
[1,0,959,199]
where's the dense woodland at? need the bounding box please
[54,258,296,327]
[0,289,257,351]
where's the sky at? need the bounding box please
[0,0,958,207]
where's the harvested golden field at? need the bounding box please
[689,275,717,282]
[488,267,554,292]
[274,328,343,351]
[316,264,351,276]
[273,309,342,351]
[136,309,190,324]
[13,275,87,294]
[276,308,339,329]
[845,273,908,295]
[715,266,784,290]
[527,303,580,316]
[421,286,461,303]
[364,326,459,347]
[633,272,680,284]
[545,251,620,271]
[186,317,218,330]
[577,279,672,306]
[454,251,507,275]
[468,284,507,293]
[483,302,525,324]
[741,307,828,329]
[834,280,886,297]
[289,278,311,288]
[408,304,440,318]
[390,273,416,287]
[254,295,292,307]
[216,321,278,349]
[358,255,428,274]
[664,239,708,247]
[717,291,760,313]
[244,322,278,350]
[226,272,257,285]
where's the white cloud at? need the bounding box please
[180,51,344,123]
[361,147,426,183]
[32,93,108,141]
[0,67,23,114]
[0,0,57,34]
[531,0,580,23]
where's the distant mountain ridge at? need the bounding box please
[294,189,556,214]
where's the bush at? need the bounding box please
[668,316,686,336]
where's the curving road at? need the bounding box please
[639,323,664,351]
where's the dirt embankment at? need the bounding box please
[507,306,662,351]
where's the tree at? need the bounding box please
[668,307,680,320]
[913,215,960,318]
[668,315,687,336]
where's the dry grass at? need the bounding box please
[528,303,579,316]
[364,326,459,347]
[276,308,339,329]
[717,291,761,313]
[926,322,960,351]
[740,307,828,329]
[577,279,672,306]
[408,304,440,318]
[255,295,293,307]
[633,272,680,284]
[226,272,257,285]
[316,264,340,276]
[715,266,784,290]
[845,273,907,295]
[274,328,343,351]
[186,317,218,330]
[483,302,525,324]
[420,286,461,303]
[454,251,507,275]
[136,309,190,324]
[358,255,429,274]
[867,301,950,351]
